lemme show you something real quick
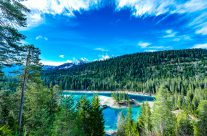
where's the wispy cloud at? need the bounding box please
[19,13,43,30]
[173,35,191,42]
[117,0,207,35]
[117,0,207,16]
[162,29,191,42]
[21,0,98,28]
[144,50,157,52]
[163,29,177,38]
[41,60,65,66]
[138,41,151,48]
[188,12,207,35]
[149,46,167,49]
[22,0,88,15]
[94,48,109,52]
[36,35,48,41]
[192,43,207,48]
[196,24,207,35]
[59,54,64,58]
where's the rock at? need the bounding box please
[105,130,117,136]
[117,99,136,105]
[101,105,108,109]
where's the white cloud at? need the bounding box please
[41,60,65,66]
[35,35,42,40]
[66,60,73,63]
[178,0,207,13]
[117,0,207,16]
[182,35,191,40]
[41,57,89,66]
[138,41,151,48]
[149,46,165,49]
[147,45,172,50]
[172,35,191,42]
[94,48,108,52]
[28,13,43,27]
[166,29,173,34]
[21,0,98,28]
[196,24,207,35]
[163,29,177,38]
[99,55,110,61]
[117,0,176,16]
[18,13,43,30]
[192,43,207,49]
[59,54,64,58]
[35,35,48,41]
[145,50,157,52]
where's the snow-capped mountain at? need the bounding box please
[2,59,88,73]
[42,60,87,71]
[55,62,74,70]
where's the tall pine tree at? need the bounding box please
[91,95,105,136]
[17,45,41,135]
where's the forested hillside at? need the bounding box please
[42,49,207,93]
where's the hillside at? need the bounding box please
[42,49,207,93]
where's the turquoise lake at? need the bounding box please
[63,92,155,131]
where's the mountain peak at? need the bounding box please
[42,60,87,70]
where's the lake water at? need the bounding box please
[62,92,155,131]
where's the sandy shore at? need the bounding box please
[98,95,117,108]
[98,95,142,109]
[105,130,117,136]
[63,90,154,108]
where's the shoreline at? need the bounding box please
[105,129,117,136]
[63,90,155,97]
[63,90,155,109]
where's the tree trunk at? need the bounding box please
[18,48,31,135]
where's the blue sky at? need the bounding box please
[20,0,207,65]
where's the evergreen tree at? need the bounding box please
[0,90,19,134]
[125,104,132,135]
[151,87,176,136]
[52,96,84,136]
[0,0,29,63]
[91,95,105,136]
[0,0,29,89]
[137,102,152,136]
[175,111,194,136]
[0,125,13,136]
[125,104,139,136]
[18,45,41,134]
[77,96,92,135]
[195,100,207,136]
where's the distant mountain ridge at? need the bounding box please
[42,59,87,70]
